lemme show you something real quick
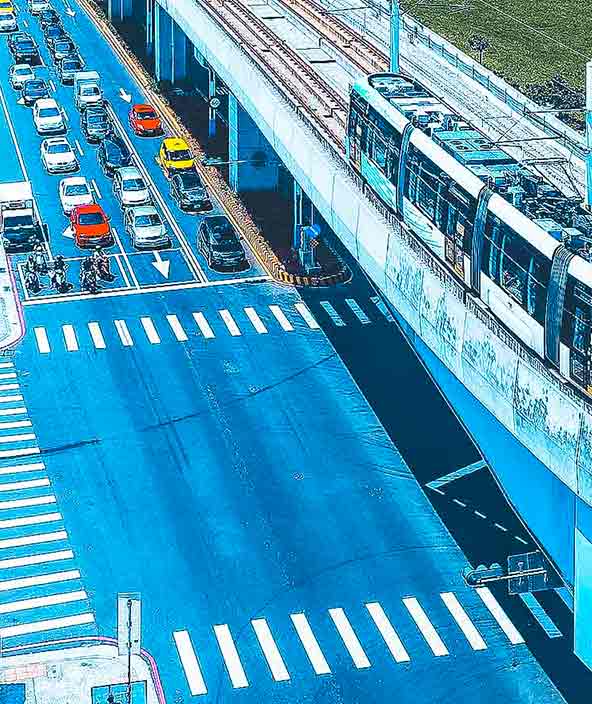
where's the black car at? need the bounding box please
[81,105,111,142]
[10,38,40,65]
[197,216,248,271]
[8,31,30,51]
[57,54,84,84]
[38,9,61,28]
[49,37,76,62]
[21,78,49,106]
[170,171,212,212]
[97,135,132,177]
[43,23,65,43]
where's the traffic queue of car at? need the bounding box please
[3,0,250,271]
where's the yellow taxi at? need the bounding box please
[158,137,194,176]
[0,0,15,14]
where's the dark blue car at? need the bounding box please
[21,79,50,107]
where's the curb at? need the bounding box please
[79,0,349,289]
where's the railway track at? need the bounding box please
[197,0,348,153]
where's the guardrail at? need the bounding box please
[400,15,587,161]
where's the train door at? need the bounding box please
[562,279,592,394]
[444,185,469,279]
[347,98,366,171]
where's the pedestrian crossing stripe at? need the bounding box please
[28,297,397,354]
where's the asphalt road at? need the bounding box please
[0,0,570,702]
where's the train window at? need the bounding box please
[364,106,402,183]
[561,277,592,353]
[405,145,440,220]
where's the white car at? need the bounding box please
[28,0,50,14]
[59,177,93,215]
[113,166,150,207]
[33,98,65,135]
[124,206,170,249]
[0,13,17,31]
[41,137,78,174]
[9,64,34,90]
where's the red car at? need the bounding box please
[128,104,162,136]
[70,204,113,248]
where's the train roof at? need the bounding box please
[356,73,592,262]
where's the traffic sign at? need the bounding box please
[508,551,559,594]
[117,592,141,656]
[209,97,221,109]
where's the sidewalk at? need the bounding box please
[0,642,165,704]
[0,247,24,352]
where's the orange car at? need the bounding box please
[128,103,162,136]
[70,204,113,248]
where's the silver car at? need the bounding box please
[113,166,151,208]
[9,63,34,90]
[124,206,170,249]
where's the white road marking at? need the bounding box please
[494,522,508,532]
[0,433,36,444]
[0,569,78,592]
[440,592,487,650]
[0,372,17,380]
[0,420,32,430]
[269,305,294,331]
[23,18,28,26]
[244,307,267,334]
[193,312,214,339]
[34,327,51,354]
[518,593,562,638]
[328,607,370,668]
[476,587,524,644]
[0,612,94,638]
[0,363,13,369]
[365,602,410,662]
[114,254,132,289]
[75,139,84,156]
[294,302,320,329]
[515,536,528,545]
[453,498,467,507]
[0,395,23,404]
[370,295,394,321]
[402,597,449,656]
[0,462,44,475]
[173,630,208,696]
[90,179,102,199]
[213,624,249,689]
[290,613,331,675]
[251,618,290,682]
[0,447,40,459]
[320,301,345,326]
[166,314,188,342]
[49,80,56,92]
[345,298,371,324]
[0,384,19,391]
[140,317,160,344]
[474,510,487,519]
[0,548,73,570]
[0,512,61,530]
[0,530,65,550]
[219,310,241,337]
[0,477,48,492]
[0,76,28,180]
[88,322,106,349]
[0,408,27,417]
[0,495,55,510]
[114,320,133,346]
[427,460,487,490]
[112,228,140,289]
[0,589,86,615]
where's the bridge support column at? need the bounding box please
[108,0,133,23]
[154,5,173,84]
[390,0,400,73]
[171,21,188,84]
[228,95,279,193]
[292,181,314,249]
[586,60,592,210]
[146,0,154,57]
[575,509,592,669]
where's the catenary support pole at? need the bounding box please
[390,0,400,73]
[586,60,592,210]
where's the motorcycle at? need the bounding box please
[80,264,100,294]
[92,253,116,282]
[49,265,73,294]
[24,268,41,294]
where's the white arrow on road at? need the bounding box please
[64,5,76,15]
[119,88,132,103]
[152,250,170,279]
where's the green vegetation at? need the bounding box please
[407,0,590,90]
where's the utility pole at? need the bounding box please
[127,599,133,704]
[586,60,592,210]
[390,0,400,73]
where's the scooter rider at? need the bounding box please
[32,243,48,275]
[91,247,115,282]
[80,257,99,293]
[49,255,72,293]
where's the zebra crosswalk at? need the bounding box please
[173,587,528,697]
[0,364,95,649]
[28,296,396,355]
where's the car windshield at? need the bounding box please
[47,143,69,154]
[82,86,100,96]
[39,107,59,117]
[138,109,157,119]
[171,149,191,161]
[4,215,33,228]
[15,68,32,76]
[135,214,160,227]
[78,212,104,225]
[88,114,107,124]
[123,178,145,191]
[2,13,16,20]
[55,42,72,51]
[213,235,239,253]
[63,61,80,70]
[179,173,202,191]
[18,41,35,50]
[65,184,89,196]
[26,81,44,91]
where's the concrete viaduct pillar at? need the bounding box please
[107,0,133,23]
[154,7,189,84]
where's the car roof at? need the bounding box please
[205,216,231,228]
[75,203,102,213]
[130,206,158,217]
[134,104,156,112]
[117,166,141,178]
[61,176,87,186]
[12,63,32,70]
[163,137,189,151]
[35,98,57,109]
